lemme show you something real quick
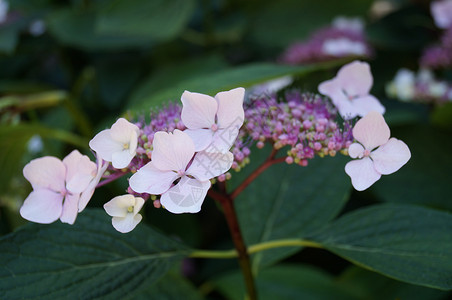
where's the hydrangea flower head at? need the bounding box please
[431,0,452,29]
[345,111,411,191]
[318,61,385,119]
[104,195,144,233]
[89,118,140,169]
[181,87,245,153]
[20,150,104,224]
[129,129,233,214]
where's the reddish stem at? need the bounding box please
[96,172,128,188]
[230,149,286,200]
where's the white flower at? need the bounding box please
[392,69,415,101]
[104,195,144,233]
[322,38,367,57]
[129,130,233,214]
[431,0,452,29]
[345,112,411,191]
[89,118,140,169]
[181,88,245,153]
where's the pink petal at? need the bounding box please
[206,128,239,153]
[345,157,381,191]
[318,78,340,98]
[352,111,390,150]
[112,214,142,233]
[336,96,360,120]
[152,130,195,172]
[104,194,135,218]
[160,176,210,214]
[60,193,80,225]
[111,149,134,169]
[110,118,139,144]
[371,138,411,175]
[23,156,66,193]
[348,143,365,159]
[129,161,178,194]
[183,128,214,152]
[89,130,123,162]
[78,158,109,212]
[351,95,386,118]
[63,150,97,194]
[215,87,245,129]
[20,189,63,224]
[187,151,233,181]
[181,90,217,129]
[337,61,373,97]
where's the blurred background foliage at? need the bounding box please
[1,0,451,299]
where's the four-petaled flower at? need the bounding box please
[181,87,245,153]
[318,61,385,119]
[104,195,145,233]
[345,111,411,191]
[129,129,233,214]
[89,118,140,169]
[20,150,106,224]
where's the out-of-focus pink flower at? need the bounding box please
[89,118,140,169]
[345,112,411,191]
[318,61,385,119]
[181,88,245,153]
[104,195,144,233]
[431,0,452,29]
[129,130,233,214]
[20,150,104,224]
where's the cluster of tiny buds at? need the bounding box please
[104,90,352,203]
[420,27,452,69]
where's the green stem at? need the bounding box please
[189,238,322,259]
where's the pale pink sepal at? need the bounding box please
[78,157,109,212]
[345,157,381,191]
[20,189,64,224]
[60,193,80,225]
[63,150,97,194]
[348,143,365,159]
[151,130,195,172]
[129,162,178,195]
[337,61,373,96]
[352,111,390,150]
[160,177,211,214]
[431,0,452,29]
[215,87,245,129]
[181,91,217,129]
[187,151,233,181]
[371,138,411,175]
[23,157,66,193]
[183,128,214,152]
[104,195,144,233]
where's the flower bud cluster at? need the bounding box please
[234,90,353,168]
[420,28,452,69]
[279,17,372,64]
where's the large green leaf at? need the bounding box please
[96,0,195,40]
[310,204,452,290]
[373,125,452,211]
[128,60,345,112]
[234,146,351,271]
[0,209,190,299]
[338,266,450,300]
[213,264,361,300]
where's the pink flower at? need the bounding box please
[181,87,245,153]
[345,112,411,191]
[431,0,452,29]
[318,61,385,119]
[20,150,106,224]
[129,130,233,214]
[89,118,140,169]
[104,195,144,233]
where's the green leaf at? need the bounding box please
[96,0,195,41]
[47,9,152,50]
[131,271,203,300]
[128,60,345,112]
[373,125,452,211]
[310,204,452,290]
[0,25,19,54]
[0,209,190,299]
[234,147,351,271]
[338,266,450,300]
[213,264,361,300]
